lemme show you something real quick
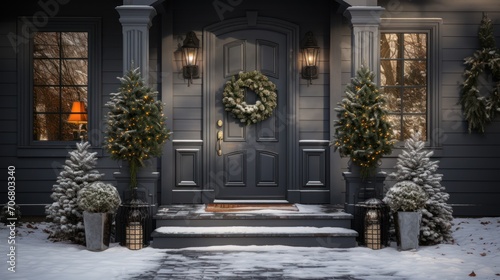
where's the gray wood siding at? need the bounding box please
[2,0,499,216]
[0,0,129,215]
[375,1,500,216]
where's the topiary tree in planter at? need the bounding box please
[332,65,395,178]
[104,67,172,191]
[78,181,121,251]
[78,182,122,214]
[384,181,428,213]
[384,180,428,250]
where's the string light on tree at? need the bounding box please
[331,65,395,178]
[104,66,172,190]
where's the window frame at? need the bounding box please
[18,18,102,157]
[380,18,442,149]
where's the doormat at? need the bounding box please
[205,203,299,213]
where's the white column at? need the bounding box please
[116,4,157,80]
[344,5,385,83]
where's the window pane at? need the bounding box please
[62,113,81,141]
[62,32,88,58]
[33,113,82,141]
[34,86,60,112]
[380,60,402,86]
[34,32,59,58]
[380,33,400,59]
[403,115,427,141]
[404,60,427,85]
[34,59,60,85]
[404,34,427,59]
[34,113,60,141]
[383,87,401,113]
[387,115,401,141]
[403,88,426,113]
[62,87,87,112]
[62,59,88,85]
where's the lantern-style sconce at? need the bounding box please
[67,101,88,140]
[182,31,200,86]
[301,31,319,85]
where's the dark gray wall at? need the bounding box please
[1,0,499,217]
[375,0,500,216]
[0,0,125,215]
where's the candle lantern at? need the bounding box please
[363,198,388,250]
[125,203,145,250]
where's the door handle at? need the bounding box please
[216,130,223,156]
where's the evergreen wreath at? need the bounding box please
[222,70,278,125]
[460,13,500,133]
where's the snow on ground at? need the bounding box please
[0,217,499,280]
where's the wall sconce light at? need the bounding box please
[67,101,88,140]
[301,31,319,85]
[182,31,200,86]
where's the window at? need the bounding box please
[33,32,89,141]
[380,18,441,146]
[18,18,101,153]
[380,32,428,141]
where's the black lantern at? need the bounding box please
[125,206,144,250]
[182,31,200,86]
[363,198,389,250]
[301,31,319,85]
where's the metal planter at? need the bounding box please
[396,211,422,251]
[83,211,112,251]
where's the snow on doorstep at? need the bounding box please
[155,226,356,235]
[192,203,349,216]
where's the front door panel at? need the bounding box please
[213,29,287,200]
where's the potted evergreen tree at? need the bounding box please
[332,65,395,236]
[383,180,427,250]
[332,65,395,178]
[78,181,121,251]
[104,66,171,192]
[104,66,171,248]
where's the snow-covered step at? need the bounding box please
[154,204,353,228]
[151,226,358,248]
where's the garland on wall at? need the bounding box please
[460,13,500,133]
[222,70,278,125]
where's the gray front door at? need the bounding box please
[213,29,287,200]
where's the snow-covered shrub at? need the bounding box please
[45,141,103,244]
[1,204,21,225]
[78,182,121,213]
[389,131,454,245]
[383,181,427,212]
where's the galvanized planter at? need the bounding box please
[83,211,112,251]
[396,211,422,251]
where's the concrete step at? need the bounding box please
[153,204,353,228]
[151,226,358,249]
